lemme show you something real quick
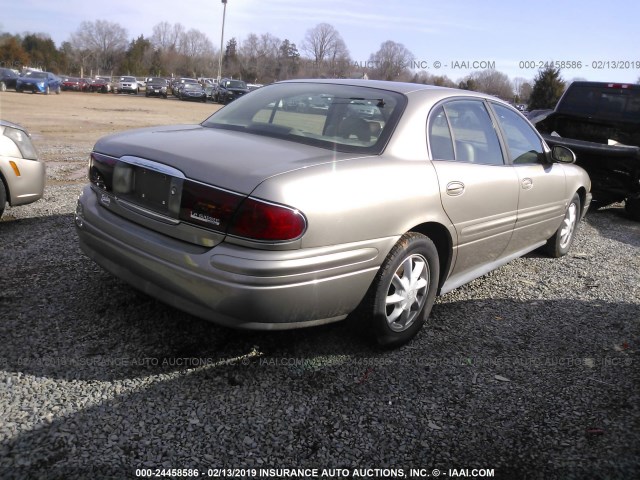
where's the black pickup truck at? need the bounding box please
[533,81,640,220]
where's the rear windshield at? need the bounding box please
[559,84,640,122]
[202,82,406,154]
[223,80,247,89]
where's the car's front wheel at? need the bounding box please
[0,82,6,92]
[544,192,581,257]
[360,232,440,347]
[0,180,6,219]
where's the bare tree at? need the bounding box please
[468,69,514,100]
[69,20,128,73]
[368,40,414,81]
[301,23,349,74]
[512,76,533,104]
[151,22,185,52]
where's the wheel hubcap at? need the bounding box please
[559,202,578,249]
[385,254,429,332]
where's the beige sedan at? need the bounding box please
[75,80,591,347]
[0,120,46,219]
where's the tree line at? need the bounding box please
[1,20,578,108]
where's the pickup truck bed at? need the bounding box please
[534,82,640,220]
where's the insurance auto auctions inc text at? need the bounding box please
[201,467,495,478]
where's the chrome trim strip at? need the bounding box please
[116,198,180,225]
[119,155,186,178]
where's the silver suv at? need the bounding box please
[115,76,139,95]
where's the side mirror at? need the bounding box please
[551,145,576,164]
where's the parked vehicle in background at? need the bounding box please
[215,78,250,104]
[61,77,81,91]
[0,68,20,91]
[199,78,218,88]
[247,83,263,91]
[89,77,111,93]
[16,71,61,94]
[533,81,640,220]
[171,77,199,97]
[75,79,591,347]
[204,85,216,100]
[114,76,139,95]
[0,120,46,219]
[79,78,92,92]
[178,82,207,102]
[145,77,169,98]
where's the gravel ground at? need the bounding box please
[1,92,639,480]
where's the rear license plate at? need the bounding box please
[133,168,172,214]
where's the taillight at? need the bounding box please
[229,197,306,242]
[89,152,117,191]
[179,180,242,233]
[179,180,306,241]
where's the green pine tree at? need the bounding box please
[528,66,565,110]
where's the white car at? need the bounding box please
[0,120,46,219]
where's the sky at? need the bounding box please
[3,0,640,84]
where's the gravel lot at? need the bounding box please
[1,91,639,480]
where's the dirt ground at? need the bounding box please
[0,91,222,184]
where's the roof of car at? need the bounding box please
[0,119,28,131]
[276,78,509,105]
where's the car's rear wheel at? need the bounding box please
[359,232,439,347]
[625,197,640,221]
[544,192,581,257]
[45,85,50,95]
[0,82,6,92]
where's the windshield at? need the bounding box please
[27,72,47,79]
[184,83,202,90]
[202,82,406,154]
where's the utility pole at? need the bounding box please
[217,0,228,83]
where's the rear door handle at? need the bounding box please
[446,181,465,196]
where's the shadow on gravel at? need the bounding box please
[0,297,638,478]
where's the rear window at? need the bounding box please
[202,82,406,154]
[559,84,640,122]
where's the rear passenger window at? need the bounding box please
[443,100,505,165]
[428,106,454,160]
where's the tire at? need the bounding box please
[359,232,440,347]
[55,86,61,94]
[544,192,581,257]
[45,85,50,95]
[0,82,6,92]
[625,197,640,222]
[0,180,6,219]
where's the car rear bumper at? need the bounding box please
[75,185,394,330]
